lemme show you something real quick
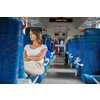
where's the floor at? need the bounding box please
[41,53,84,84]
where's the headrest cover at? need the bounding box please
[75,35,84,43]
[25,27,43,35]
[0,17,8,34]
[84,28,100,42]
[85,28,100,36]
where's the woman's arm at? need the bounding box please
[23,49,32,61]
[26,48,47,61]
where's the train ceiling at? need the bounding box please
[27,17,100,30]
[27,17,44,28]
[78,17,100,30]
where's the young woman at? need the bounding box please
[23,28,47,77]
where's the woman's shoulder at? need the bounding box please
[24,44,30,50]
[41,44,47,49]
[25,44,30,47]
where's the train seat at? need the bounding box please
[65,43,68,64]
[0,17,26,84]
[43,35,54,65]
[71,35,83,74]
[78,28,100,83]
[46,50,52,66]
[69,37,75,64]
[42,35,49,73]
[67,39,72,60]
[81,74,100,84]
[72,35,80,67]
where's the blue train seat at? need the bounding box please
[42,34,54,66]
[65,43,68,64]
[69,37,75,64]
[77,28,100,84]
[71,35,84,73]
[0,17,26,84]
[42,35,49,73]
[24,27,45,83]
[67,39,72,60]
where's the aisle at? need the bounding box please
[41,53,84,84]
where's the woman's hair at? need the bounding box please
[30,28,43,45]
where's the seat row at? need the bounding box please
[66,28,100,84]
[0,17,55,84]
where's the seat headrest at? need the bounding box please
[75,35,84,43]
[84,28,100,42]
[25,27,43,35]
[0,17,8,34]
[85,28,100,36]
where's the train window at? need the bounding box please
[62,34,65,36]
[55,33,59,36]
[96,22,100,28]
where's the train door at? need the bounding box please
[58,38,65,52]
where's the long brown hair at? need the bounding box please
[30,28,43,45]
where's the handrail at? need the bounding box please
[71,36,75,43]
[42,29,48,40]
[78,30,85,41]
[49,35,54,41]
[67,39,70,43]
[21,17,27,30]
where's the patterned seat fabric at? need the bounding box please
[70,38,75,63]
[49,42,55,52]
[67,40,72,60]
[80,37,100,75]
[73,35,80,59]
[81,74,100,84]
[0,17,25,84]
[79,28,100,83]
[74,35,84,74]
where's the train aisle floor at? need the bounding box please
[41,53,84,84]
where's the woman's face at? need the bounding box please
[29,31,37,41]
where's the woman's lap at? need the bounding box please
[24,61,44,76]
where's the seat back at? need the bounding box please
[67,39,72,59]
[43,35,51,48]
[74,35,83,59]
[70,38,75,61]
[80,28,100,75]
[0,17,25,84]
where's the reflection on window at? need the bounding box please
[96,23,100,28]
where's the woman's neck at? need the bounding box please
[32,40,40,46]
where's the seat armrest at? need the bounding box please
[45,58,49,63]
[69,54,72,56]
[70,56,73,58]
[77,63,84,66]
[66,52,69,54]
[44,61,49,66]
[18,75,39,84]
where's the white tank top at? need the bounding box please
[24,44,47,64]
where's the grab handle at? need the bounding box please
[78,30,85,41]
[42,29,48,40]
[67,39,70,43]
[49,35,54,41]
[71,36,75,43]
[21,17,27,30]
